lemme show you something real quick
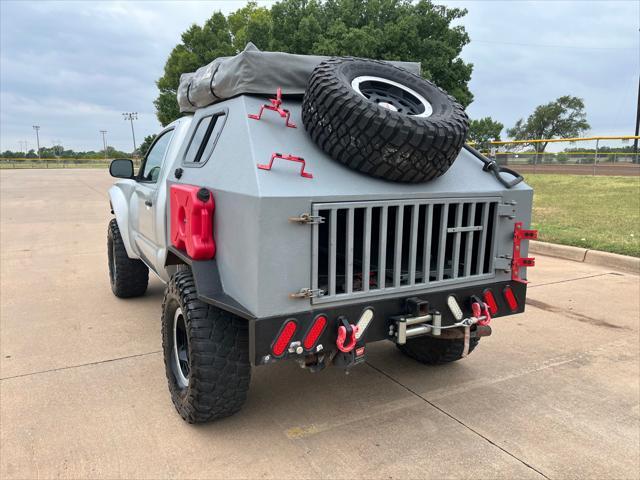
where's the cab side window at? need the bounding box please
[183,111,226,165]
[139,130,173,183]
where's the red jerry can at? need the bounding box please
[170,184,216,260]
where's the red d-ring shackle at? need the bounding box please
[336,320,359,353]
[472,301,492,326]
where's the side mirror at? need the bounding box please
[109,159,134,179]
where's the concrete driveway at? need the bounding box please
[1,169,638,479]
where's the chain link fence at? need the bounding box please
[475,136,640,176]
[0,158,143,170]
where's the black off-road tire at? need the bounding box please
[107,218,148,298]
[302,57,469,183]
[161,269,251,423]
[398,336,480,364]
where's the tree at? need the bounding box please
[155,0,473,126]
[468,117,503,150]
[137,134,157,157]
[507,95,590,153]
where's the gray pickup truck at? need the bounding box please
[107,47,536,423]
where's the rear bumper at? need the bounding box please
[250,280,526,366]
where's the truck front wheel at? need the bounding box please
[107,219,148,298]
[161,269,251,423]
[398,336,479,364]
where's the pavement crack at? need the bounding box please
[1,351,161,381]
[528,273,616,288]
[75,177,107,197]
[365,361,551,480]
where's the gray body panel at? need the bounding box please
[111,95,533,319]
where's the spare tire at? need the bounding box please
[302,57,469,183]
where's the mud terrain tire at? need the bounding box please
[107,218,148,298]
[302,57,469,183]
[162,269,251,423]
[398,336,479,364]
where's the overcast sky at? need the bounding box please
[0,0,638,153]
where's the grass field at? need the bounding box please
[526,174,640,257]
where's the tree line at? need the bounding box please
[468,95,591,152]
[155,0,596,156]
[0,134,157,160]
[155,0,473,126]
[0,145,131,160]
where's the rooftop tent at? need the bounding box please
[177,43,422,113]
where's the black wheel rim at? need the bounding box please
[351,75,433,117]
[108,236,116,286]
[172,307,190,389]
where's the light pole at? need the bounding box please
[634,75,639,164]
[122,112,138,156]
[32,125,41,159]
[100,130,108,159]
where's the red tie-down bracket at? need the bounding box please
[257,152,313,179]
[248,88,296,128]
[512,221,538,283]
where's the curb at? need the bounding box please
[529,240,639,275]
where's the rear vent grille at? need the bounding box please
[311,198,499,304]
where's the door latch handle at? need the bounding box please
[144,200,153,207]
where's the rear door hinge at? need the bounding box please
[289,288,325,299]
[497,202,517,219]
[494,256,512,272]
[288,213,325,225]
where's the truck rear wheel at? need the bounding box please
[302,57,469,183]
[161,269,251,423]
[107,219,148,298]
[398,336,479,364]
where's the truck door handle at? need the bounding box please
[144,200,153,207]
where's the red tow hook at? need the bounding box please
[336,317,358,353]
[471,301,492,326]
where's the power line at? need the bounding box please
[472,39,637,51]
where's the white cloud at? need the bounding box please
[1,0,638,153]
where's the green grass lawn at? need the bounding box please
[526,174,640,257]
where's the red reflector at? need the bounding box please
[483,289,498,315]
[503,286,518,312]
[303,315,327,350]
[272,320,297,357]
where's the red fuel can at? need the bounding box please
[170,184,215,260]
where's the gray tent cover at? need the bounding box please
[177,43,421,113]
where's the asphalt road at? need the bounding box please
[1,169,639,479]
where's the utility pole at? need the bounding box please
[634,75,639,164]
[32,125,41,159]
[122,112,138,156]
[100,130,108,159]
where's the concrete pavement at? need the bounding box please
[1,169,639,479]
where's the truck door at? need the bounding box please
[131,128,174,266]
